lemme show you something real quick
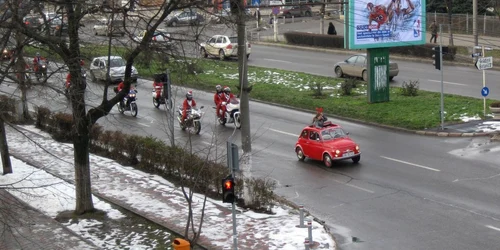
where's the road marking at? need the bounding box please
[380,156,441,172]
[263,58,293,64]
[486,225,500,232]
[345,183,375,193]
[138,123,150,127]
[269,128,298,137]
[428,79,467,86]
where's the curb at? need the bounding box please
[248,98,500,138]
[250,41,500,71]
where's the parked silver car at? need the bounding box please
[333,54,399,81]
[165,10,204,27]
[93,18,125,36]
[89,56,138,83]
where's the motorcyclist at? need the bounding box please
[153,76,164,99]
[33,52,47,74]
[182,90,197,124]
[214,85,223,119]
[219,86,235,118]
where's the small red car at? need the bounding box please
[295,122,360,167]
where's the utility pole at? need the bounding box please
[473,0,478,46]
[439,24,444,131]
[232,0,252,204]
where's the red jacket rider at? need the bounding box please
[219,86,234,118]
[214,85,224,118]
[66,60,85,89]
[182,91,197,122]
[33,52,46,72]
[153,80,164,99]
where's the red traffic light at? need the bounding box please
[224,180,233,190]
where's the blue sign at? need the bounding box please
[272,7,280,15]
[482,86,489,97]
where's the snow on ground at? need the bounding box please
[0,125,336,249]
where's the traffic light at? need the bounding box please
[222,175,235,203]
[432,46,440,70]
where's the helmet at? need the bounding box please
[36,52,40,56]
[216,85,222,92]
[223,86,231,94]
[186,91,193,100]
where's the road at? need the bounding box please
[2,66,500,250]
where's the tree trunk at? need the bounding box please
[14,31,31,121]
[0,117,13,175]
[72,91,95,214]
[235,0,253,205]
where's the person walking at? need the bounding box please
[327,22,337,35]
[430,20,438,43]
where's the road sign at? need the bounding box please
[481,87,490,97]
[475,56,493,70]
[471,52,482,57]
[272,7,280,15]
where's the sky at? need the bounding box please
[0,125,336,250]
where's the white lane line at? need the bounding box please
[427,79,467,86]
[138,123,150,127]
[380,156,441,172]
[263,58,293,64]
[486,225,500,232]
[269,128,298,137]
[345,183,375,193]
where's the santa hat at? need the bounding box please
[315,107,323,113]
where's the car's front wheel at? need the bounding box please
[296,147,305,161]
[323,153,332,167]
[362,70,368,82]
[201,48,208,58]
[352,155,361,163]
[389,76,394,81]
[335,66,343,78]
[170,20,177,27]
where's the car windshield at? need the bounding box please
[321,128,347,140]
[109,58,125,67]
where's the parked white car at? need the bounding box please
[89,56,138,83]
[200,35,251,60]
[93,18,125,36]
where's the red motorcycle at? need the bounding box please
[152,73,172,109]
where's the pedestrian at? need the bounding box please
[430,20,438,43]
[327,22,337,35]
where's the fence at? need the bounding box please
[427,13,500,37]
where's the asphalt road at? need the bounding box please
[2,68,500,250]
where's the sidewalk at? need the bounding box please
[0,190,97,250]
[1,125,336,250]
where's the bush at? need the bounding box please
[0,95,18,122]
[490,102,500,108]
[239,177,277,212]
[340,78,356,96]
[400,80,420,96]
[309,82,323,97]
[284,31,344,48]
[51,112,73,141]
[35,106,52,129]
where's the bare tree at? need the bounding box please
[1,0,213,214]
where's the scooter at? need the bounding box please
[152,82,172,109]
[218,97,241,129]
[35,59,48,82]
[177,106,204,134]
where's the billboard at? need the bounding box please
[347,0,426,49]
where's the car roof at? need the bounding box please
[304,122,341,131]
[93,56,123,60]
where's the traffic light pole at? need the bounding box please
[439,24,444,131]
[227,140,238,250]
[482,45,486,118]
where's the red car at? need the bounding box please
[295,122,360,167]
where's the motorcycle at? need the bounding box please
[152,82,172,109]
[117,88,138,117]
[218,97,241,129]
[35,59,49,82]
[177,105,204,134]
[65,68,87,96]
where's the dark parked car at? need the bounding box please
[23,14,42,30]
[165,10,204,27]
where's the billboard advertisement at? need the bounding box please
[347,0,426,49]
